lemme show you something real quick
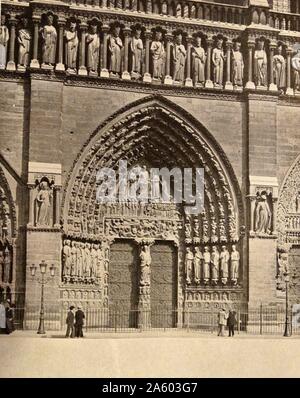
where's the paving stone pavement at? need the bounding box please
[0,331,299,378]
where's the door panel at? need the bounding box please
[150,242,177,327]
[109,241,138,327]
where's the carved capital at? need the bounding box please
[144,30,152,40]
[101,24,110,34]
[123,26,131,36]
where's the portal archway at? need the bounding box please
[61,95,245,320]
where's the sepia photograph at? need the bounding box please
[0,0,300,381]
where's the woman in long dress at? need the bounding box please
[36,181,52,226]
[0,301,6,334]
[5,301,14,334]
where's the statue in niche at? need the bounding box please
[185,247,194,285]
[254,191,272,234]
[130,24,143,79]
[210,246,220,285]
[65,20,79,73]
[41,14,57,67]
[172,31,186,83]
[140,245,151,286]
[86,22,100,75]
[203,246,210,284]
[212,36,225,87]
[109,23,123,77]
[220,245,230,285]
[0,249,3,282]
[254,38,267,87]
[62,239,72,281]
[17,17,32,69]
[230,245,240,285]
[191,33,206,87]
[150,28,165,80]
[35,180,53,227]
[194,247,203,284]
[232,40,244,87]
[0,14,9,69]
[292,46,300,92]
[3,247,11,284]
[273,44,286,91]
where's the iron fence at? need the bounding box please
[7,303,300,335]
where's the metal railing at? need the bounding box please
[7,302,300,335]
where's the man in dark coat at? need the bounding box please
[75,307,85,338]
[65,305,75,338]
[227,310,236,337]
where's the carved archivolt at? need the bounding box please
[62,95,244,246]
[277,154,300,245]
[0,165,16,286]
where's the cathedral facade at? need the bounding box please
[1,0,300,329]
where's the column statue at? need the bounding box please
[41,14,57,67]
[203,246,210,284]
[70,241,77,279]
[3,247,11,284]
[62,239,72,281]
[76,242,83,282]
[86,22,100,75]
[230,245,240,285]
[210,246,220,285]
[35,180,53,227]
[220,245,230,285]
[185,247,193,284]
[150,28,165,80]
[84,243,91,280]
[191,33,206,87]
[172,31,186,83]
[254,38,268,87]
[17,17,32,69]
[95,244,104,281]
[254,191,272,234]
[232,40,244,87]
[0,14,9,69]
[292,46,300,92]
[65,21,79,73]
[212,37,225,87]
[90,244,97,280]
[130,25,143,79]
[140,245,151,286]
[0,250,3,283]
[109,23,123,77]
[193,247,202,284]
[273,44,286,92]
[296,191,300,213]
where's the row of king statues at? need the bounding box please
[185,244,240,286]
[62,239,108,285]
[1,14,300,91]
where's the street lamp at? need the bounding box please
[30,260,56,335]
[283,270,291,337]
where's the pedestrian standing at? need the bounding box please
[75,306,85,338]
[217,308,227,337]
[227,310,236,337]
[0,301,6,334]
[65,305,75,338]
[5,300,15,334]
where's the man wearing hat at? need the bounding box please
[75,306,85,338]
[65,305,75,338]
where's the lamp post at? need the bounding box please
[283,270,291,337]
[30,260,56,335]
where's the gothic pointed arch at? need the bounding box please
[277,154,300,246]
[62,94,244,243]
